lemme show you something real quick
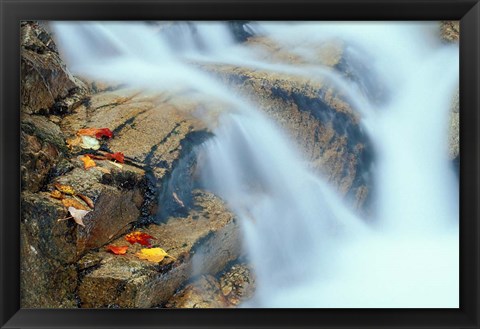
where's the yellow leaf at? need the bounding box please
[81,155,96,169]
[50,190,64,199]
[135,248,175,263]
[54,183,76,195]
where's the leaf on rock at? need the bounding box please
[125,231,155,246]
[135,248,175,263]
[85,154,107,161]
[79,135,101,150]
[62,198,90,211]
[77,127,113,139]
[105,152,125,163]
[50,190,64,199]
[81,155,96,169]
[67,206,90,227]
[66,135,82,149]
[106,245,129,255]
[76,193,94,209]
[54,183,76,195]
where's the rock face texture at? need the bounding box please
[21,21,88,116]
[78,191,240,308]
[202,63,374,211]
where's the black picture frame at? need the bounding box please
[1,0,479,328]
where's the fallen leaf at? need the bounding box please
[50,190,64,199]
[105,152,125,163]
[96,167,111,174]
[54,183,76,195]
[77,127,113,139]
[106,245,129,255]
[135,248,175,263]
[67,206,90,227]
[85,154,108,161]
[125,231,155,246]
[76,193,94,209]
[79,135,100,150]
[172,192,185,207]
[62,198,90,211]
[66,135,82,149]
[81,155,96,169]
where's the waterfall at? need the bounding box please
[51,21,459,308]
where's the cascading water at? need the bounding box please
[51,21,459,308]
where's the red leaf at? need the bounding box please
[106,245,129,255]
[105,152,125,163]
[77,128,113,140]
[95,128,113,139]
[125,231,155,246]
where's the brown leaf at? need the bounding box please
[76,193,94,209]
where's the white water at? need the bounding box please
[51,21,459,308]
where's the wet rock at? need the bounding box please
[21,21,87,115]
[202,64,374,211]
[78,191,241,308]
[52,163,145,256]
[219,263,255,306]
[440,21,460,43]
[60,88,213,221]
[165,275,230,308]
[166,262,255,308]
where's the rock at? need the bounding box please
[21,223,78,308]
[78,190,241,308]
[60,87,213,221]
[202,63,374,211]
[165,275,230,308]
[21,115,66,192]
[165,262,255,308]
[440,21,460,43]
[219,263,255,306]
[21,21,88,115]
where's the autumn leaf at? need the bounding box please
[105,152,125,163]
[54,183,76,195]
[57,206,90,227]
[135,248,176,263]
[66,135,82,149]
[62,197,90,211]
[106,245,129,255]
[79,135,100,150]
[125,231,155,246]
[81,155,96,169]
[76,193,94,209]
[50,190,64,199]
[77,127,113,139]
[85,154,108,161]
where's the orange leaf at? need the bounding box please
[81,155,96,169]
[50,190,64,199]
[77,127,113,139]
[54,183,76,195]
[125,231,155,246]
[105,152,125,163]
[135,247,175,263]
[106,245,129,255]
[62,198,90,211]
